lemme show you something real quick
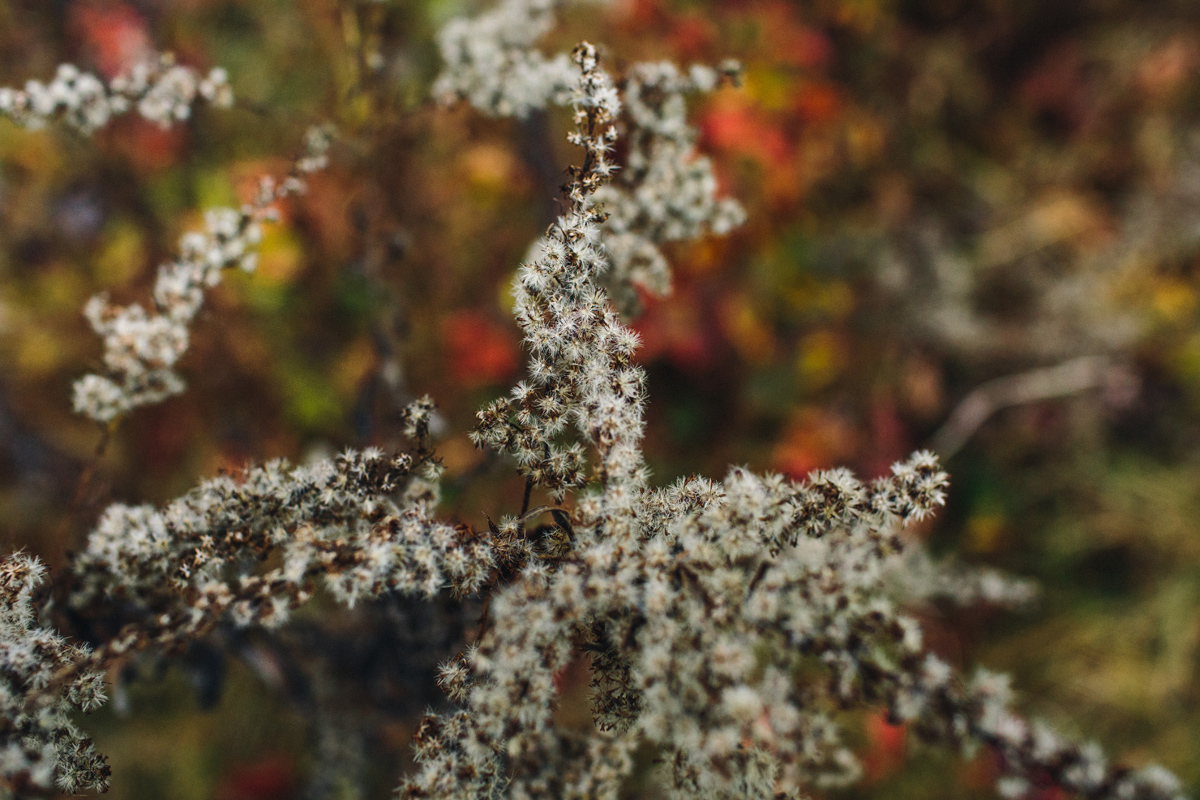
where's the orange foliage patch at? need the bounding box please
[442,310,519,387]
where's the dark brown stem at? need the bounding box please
[516,476,534,537]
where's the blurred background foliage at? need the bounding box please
[2,0,1200,797]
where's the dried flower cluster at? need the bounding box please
[2,400,490,796]
[433,0,596,118]
[0,2,1188,800]
[0,54,231,134]
[70,408,491,623]
[0,556,108,796]
[403,38,1182,800]
[592,60,746,314]
[472,43,640,503]
[72,124,335,423]
[436,0,745,314]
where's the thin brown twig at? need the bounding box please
[929,355,1117,459]
[54,422,116,546]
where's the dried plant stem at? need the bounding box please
[930,355,1113,458]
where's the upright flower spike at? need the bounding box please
[472,43,647,500]
[0,54,232,134]
[436,0,745,316]
[72,124,336,424]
